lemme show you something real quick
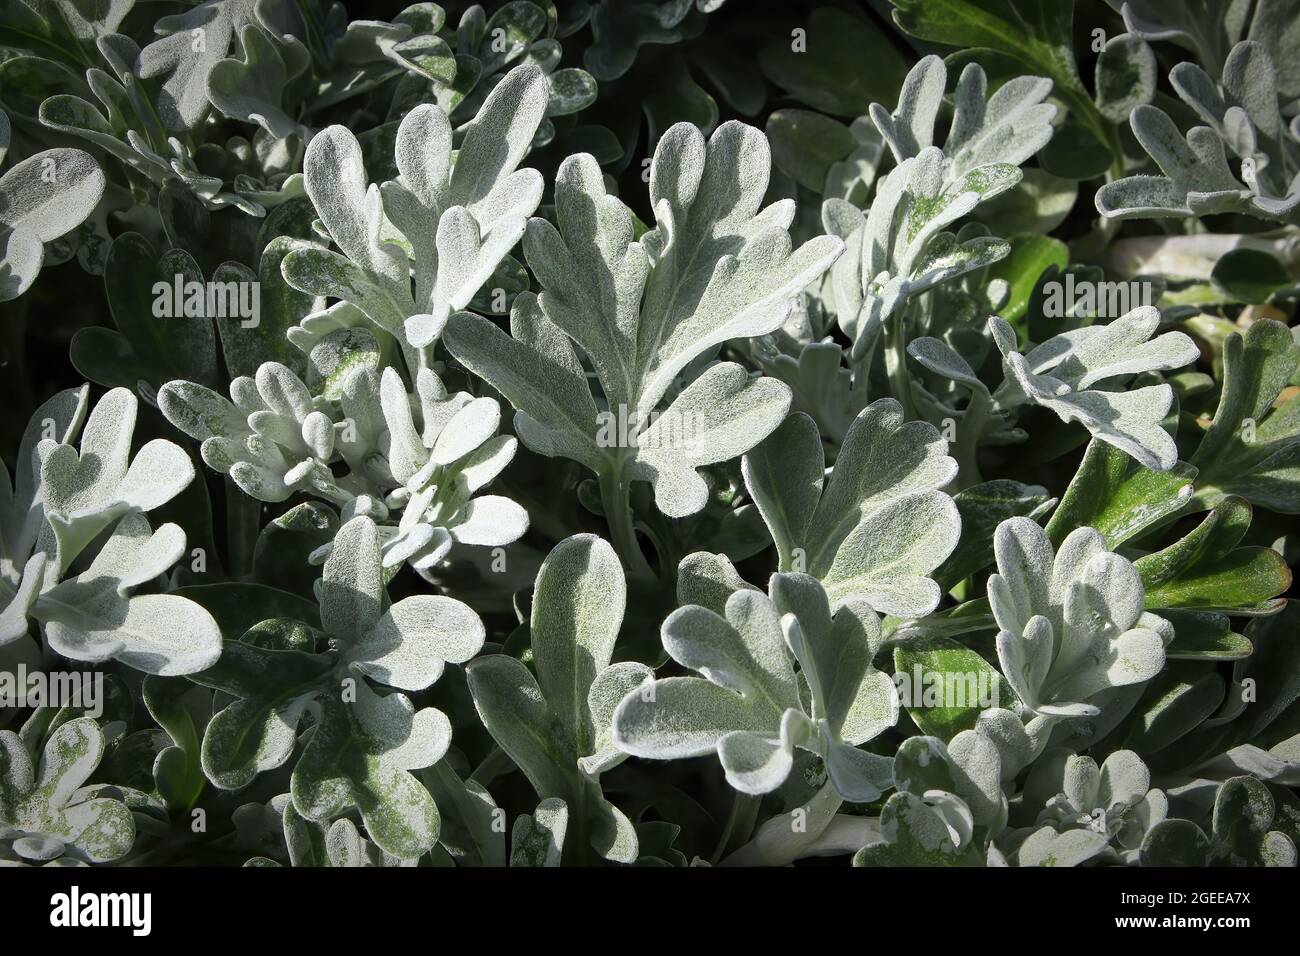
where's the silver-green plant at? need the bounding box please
[0,110,104,301]
[445,118,842,577]
[1017,748,1167,865]
[828,55,1054,361]
[283,63,549,356]
[989,516,1170,718]
[742,402,960,618]
[0,718,135,866]
[1,386,221,676]
[1098,40,1300,223]
[188,515,484,859]
[158,361,527,578]
[612,571,897,801]
[908,305,1200,473]
[467,534,645,863]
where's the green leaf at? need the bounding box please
[740,413,823,572]
[890,0,1117,180]
[0,0,99,69]
[1045,438,1196,548]
[420,759,505,867]
[937,480,1054,589]
[987,233,1068,323]
[174,583,321,636]
[1135,497,1291,613]
[973,168,1077,235]
[70,234,219,391]
[1190,319,1300,513]
[765,109,855,193]
[390,34,457,86]
[1232,601,1300,742]
[759,7,910,116]
[1038,119,1114,180]
[252,502,340,600]
[894,638,1010,740]
[889,0,1086,102]
[467,535,640,863]
[142,676,207,813]
[1126,662,1225,754]
[641,54,718,147]
[1140,817,1212,866]
[216,237,312,380]
[581,0,703,82]
[1161,610,1252,660]
[1211,248,1297,303]
[0,55,87,126]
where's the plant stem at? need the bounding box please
[886,597,996,643]
[225,481,260,581]
[469,746,516,787]
[951,388,991,491]
[711,792,760,865]
[598,459,656,585]
[885,305,916,420]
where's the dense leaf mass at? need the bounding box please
[1,0,1298,872]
